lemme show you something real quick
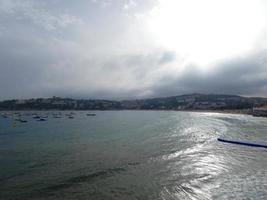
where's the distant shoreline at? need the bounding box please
[180,109,251,115]
[1,94,266,114]
[0,108,251,115]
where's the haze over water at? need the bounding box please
[0,111,267,200]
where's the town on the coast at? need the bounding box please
[0,94,267,117]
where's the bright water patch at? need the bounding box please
[0,111,267,199]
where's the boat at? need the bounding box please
[15,119,27,123]
[37,118,46,121]
[86,113,96,116]
[19,119,27,123]
[218,137,267,148]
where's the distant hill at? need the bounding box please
[0,94,267,111]
[121,94,267,110]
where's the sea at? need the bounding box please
[0,111,267,200]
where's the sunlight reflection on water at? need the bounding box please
[159,113,238,200]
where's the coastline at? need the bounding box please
[1,108,251,115]
[180,109,251,115]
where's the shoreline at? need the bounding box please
[1,108,251,115]
[180,109,251,115]
[3,109,266,118]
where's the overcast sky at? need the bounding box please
[0,0,267,100]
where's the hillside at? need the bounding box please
[0,94,267,111]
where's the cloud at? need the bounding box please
[90,0,112,7]
[0,0,267,100]
[152,50,267,97]
[0,0,82,31]
[123,0,137,10]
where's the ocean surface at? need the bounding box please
[0,111,267,200]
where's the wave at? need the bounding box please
[43,167,127,192]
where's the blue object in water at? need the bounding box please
[218,137,267,148]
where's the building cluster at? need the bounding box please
[252,105,267,117]
[151,94,252,110]
[1,94,267,114]
[4,96,120,110]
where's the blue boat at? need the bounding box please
[218,137,267,148]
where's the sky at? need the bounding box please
[0,0,267,100]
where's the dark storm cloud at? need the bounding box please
[152,51,267,97]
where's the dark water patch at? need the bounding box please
[43,167,127,192]
[28,162,47,169]
[0,149,20,155]
[0,171,28,183]
[0,167,128,200]
[42,182,73,192]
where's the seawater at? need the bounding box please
[0,111,267,200]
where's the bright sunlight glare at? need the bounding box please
[147,0,266,67]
